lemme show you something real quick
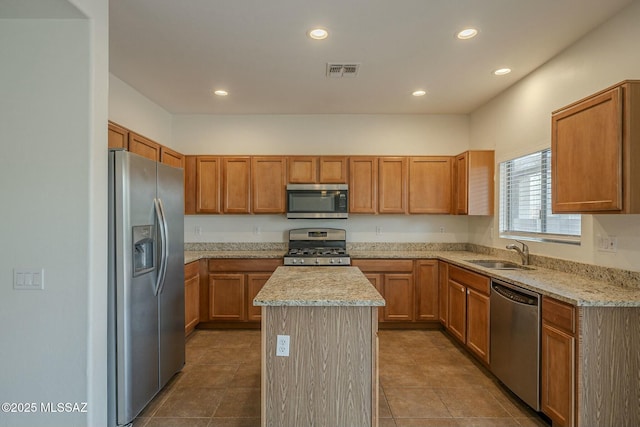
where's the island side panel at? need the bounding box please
[262,305,375,427]
[578,306,640,427]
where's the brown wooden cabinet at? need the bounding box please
[378,157,408,214]
[454,151,494,215]
[160,146,184,168]
[415,260,439,321]
[128,131,161,162]
[108,121,128,150]
[438,261,448,325]
[288,156,348,183]
[552,80,640,213]
[409,157,453,214]
[252,156,286,213]
[446,264,490,364]
[195,156,221,214]
[541,296,576,427]
[349,157,378,214]
[203,258,282,326]
[222,157,251,213]
[184,260,200,335]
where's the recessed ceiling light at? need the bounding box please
[213,89,228,96]
[412,90,427,97]
[457,28,478,40]
[308,28,328,40]
[493,68,512,76]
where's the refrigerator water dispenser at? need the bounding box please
[133,225,155,276]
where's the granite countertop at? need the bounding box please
[185,247,640,307]
[253,266,385,307]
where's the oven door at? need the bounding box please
[286,184,348,219]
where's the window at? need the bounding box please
[499,148,581,244]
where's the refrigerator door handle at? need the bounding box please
[153,198,169,295]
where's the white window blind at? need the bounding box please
[499,149,581,243]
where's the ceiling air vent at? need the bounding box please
[326,63,360,78]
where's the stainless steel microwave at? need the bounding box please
[286,184,348,219]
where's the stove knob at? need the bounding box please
[337,258,342,264]
[330,259,335,264]
[299,259,305,264]
[315,258,320,264]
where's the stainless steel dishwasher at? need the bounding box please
[490,279,541,411]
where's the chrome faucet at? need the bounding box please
[506,240,530,265]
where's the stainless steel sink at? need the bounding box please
[467,260,533,270]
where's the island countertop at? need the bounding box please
[253,266,385,307]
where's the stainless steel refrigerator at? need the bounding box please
[107,150,185,427]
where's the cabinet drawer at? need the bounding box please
[185,260,200,278]
[542,296,575,335]
[448,264,490,295]
[208,258,283,272]
[352,259,414,273]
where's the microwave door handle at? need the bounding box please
[153,198,169,296]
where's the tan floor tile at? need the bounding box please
[379,418,398,427]
[132,417,150,427]
[395,419,459,427]
[379,387,393,419]
[198,347,251,365]
[207,418,261,427]
[146,417,212,427]
[213,388,261,418]
[380,363,430,388]
[515,417,551,426]
[154,387,225,418]
[453,418,522,427]
[230,364,261,388]
[435,387,511,418]
[384,387,452,418]
[177,364,239,388]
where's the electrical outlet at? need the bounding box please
[375,226,382,236]
[597,235,618,252]
[276,335,290,357]
[439,226,445,233]
[195,226,202,235]
[253,226,261,235]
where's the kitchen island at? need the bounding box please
[254,266,385,427]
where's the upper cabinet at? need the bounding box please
[160,146,185,168]
[378,157,408,214]
[108,121,128,150]
[128,131,161,162]
[552,80,640,213]
[222,157,251,214]
[252,157,287,213]
[349,157,378,214]
[454,150,495,216]
[288,156,348,183]
[409,156,453,214]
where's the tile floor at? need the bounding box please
[133,329,550,427]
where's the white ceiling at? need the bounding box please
[109,0,631,115]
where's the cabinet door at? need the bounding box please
[541,323,575,427]
[108,121,128,150]
[196,156,221,213]
[128,132,160,161]
[184,156,197,214]
[160,146,184,168]
[349,157,378,213]
[438,261,448,325]
[382,273,413,321]
[378,157,408,214]
[454,152,468,214]
[247,273,271,321]
[363,273,384,322]
[252,157,286,213]
[416,260,439,321]
[208,273,246,321]
[184,262,200,335]
[447,279,466,343]
[288,156,317,183]
[466,288,490,364]
[409,157,453,214]
[223,157,251,213]
[319,156,348,183]
[552,86,623,213]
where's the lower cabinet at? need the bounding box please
[353,259,439,325]
[184,260,200,336]
[541,296,576,427]
[203,258,282,326]
[445,263,490,365]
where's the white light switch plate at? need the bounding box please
[14,268,44,290]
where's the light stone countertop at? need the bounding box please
[184,248,640,307]
[253,266,385,307]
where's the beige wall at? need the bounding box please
[469,0,640,271]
